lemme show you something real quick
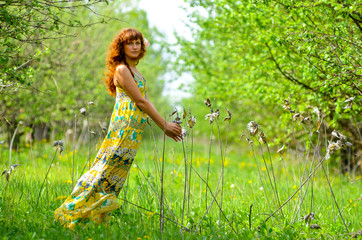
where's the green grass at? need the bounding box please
[0,134,361,239]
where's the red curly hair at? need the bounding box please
[104,28,147,97]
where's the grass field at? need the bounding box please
[0,126,361,239]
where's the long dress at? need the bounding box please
[54,72,148,229]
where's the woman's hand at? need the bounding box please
[164,122,183,142]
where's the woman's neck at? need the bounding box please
[125,57,137,67]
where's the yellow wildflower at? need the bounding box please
[262,167,266,171]
[63,180,72,184]
[292,185,297,189]
[56,196,67,200]
[248,180,252,184]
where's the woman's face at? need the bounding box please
[124,39,142,59]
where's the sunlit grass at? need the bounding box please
[0,135,360,239]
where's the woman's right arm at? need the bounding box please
[114,65,182,142]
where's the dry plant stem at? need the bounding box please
[265,143,283,218]
[292,124,320,223]
[87,110,91,170]
[291,117,302,220]
[122,173,130,211]
[194,190,220,233]
[133,161,179,222]
[302,123,344,226]
[215,120,225,227]
[9,123,21,166]
[36,148,58,207]
[258,142,283,217]
[72,114,77,189]
[250,144,273,215]
[249,204,253,229]
[148,123,161,189]
[79,132,102,178]
[187,127,194,219]
[188,159,237,235]
[280,156,290,212]
[263,156,328,224]
[181,137,188,226]
[206,123,213,210]
[160,128,166,233]
[321,164,349,232]
[119,198,189,231]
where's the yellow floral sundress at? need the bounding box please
[55,73,147,228]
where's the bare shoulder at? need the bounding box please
[114,65,133,87]
[116,65,131,76]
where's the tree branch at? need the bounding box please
[265,43,315,92]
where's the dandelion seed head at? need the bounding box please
[247,121,259,136]
[80,107,87,115]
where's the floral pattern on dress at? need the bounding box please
[54,72,147,229]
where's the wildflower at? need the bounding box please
[246,137,253,145]
[259,187,263,191]
[204,98,211,107]
[90,131,96,136]
[283,99,292,111]
[182,127,187,138]
[259,131,267,144]
[277,145,285,154]
[224,107,232,121]
[231,184,235,189]
[262,167,266,171]
[247,121,259,136]
[53,140,63,147]
[88,101,95,106]
[80,107,87,115]
[56,196,67,200]
[300,116,312,124]
[248,180,252,184]
[292,113,300,121]
[343,96,354,109]
[283,99,290,108]
[205,112,219,124]
[188,116,196,128]
[313,107,321,120]
[53,140,64,154]
[310,224,321,229]
[170,107,177,117]
[292,185,297,189]
[63,180,72,184]
[345,96,355,103]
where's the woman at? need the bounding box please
[54,28,182,228]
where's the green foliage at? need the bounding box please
[0,0,171,141]
[176,0,361,147]
[0,0,109,92]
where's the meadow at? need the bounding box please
[0,116,361,240]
